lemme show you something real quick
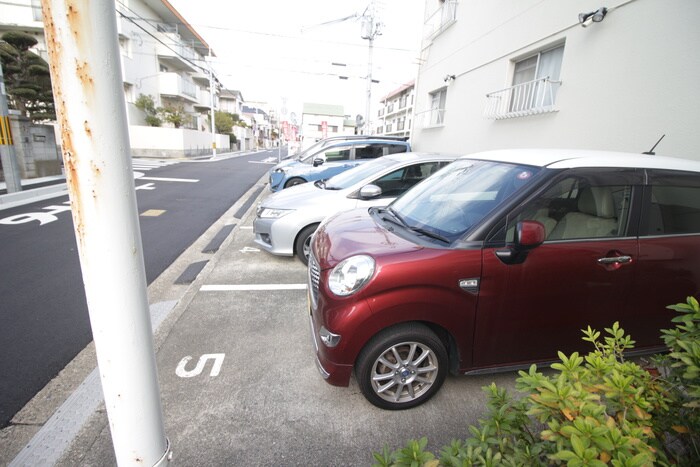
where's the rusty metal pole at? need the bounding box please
[41,1,170,465]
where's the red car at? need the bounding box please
[307,149,700,409]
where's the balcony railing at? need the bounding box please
[415,108,445,127]
[484,77,561,119]
[158,72,197,100]
[424,0,458,40]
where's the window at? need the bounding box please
[323,148,351,162]
[645,186,700,235]
[119,37,132,59]
[429,88,447,125]
[373,162,447,198]
[510,45,564,112]
[31,0,42,21]
[355,144,388,160]
[506,175,632,242]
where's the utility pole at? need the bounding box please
[41,1,170,465]
[0,64,22,193]
[208,48,216,157]
[361,1,381,135]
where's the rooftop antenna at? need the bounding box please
[642,134,665,155]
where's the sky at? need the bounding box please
[168,0,425,122]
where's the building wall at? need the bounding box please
[413,0,700,160]
[301,114,348,143]
[129,126,229,158]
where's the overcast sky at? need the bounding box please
[168,0,425,121]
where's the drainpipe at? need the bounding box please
[0,65,22,193]
[208,48,216,157]
[41,1,170,465]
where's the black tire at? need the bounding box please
[355,323,447,410]
[284,177,306,189]
[295,224,319,266]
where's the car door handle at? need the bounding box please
[597,255,632,265]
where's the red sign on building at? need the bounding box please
[321,121,328,139]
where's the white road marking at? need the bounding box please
[201,284,307,292]
[239,246,260,253]
[249,160,278,165]
[175,354,225,378]
[139,176,199,183]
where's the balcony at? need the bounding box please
[424,0,458,40]
[484,77,561,120]
[157,35,198,72]
[415,108,445,127]
[158,73,197,102]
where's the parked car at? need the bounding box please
[254,153,457,265]
[285,135,409,161]
[268,138,411,192]
[307,149,700,410]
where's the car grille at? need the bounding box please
[308,252,320,310]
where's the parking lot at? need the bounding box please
[55,181,519,466]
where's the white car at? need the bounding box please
[253,152,458,264]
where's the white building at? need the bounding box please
[300,103,355,146]
[412,0,700,160]
[0,0,229,158]
[376,81,414,139]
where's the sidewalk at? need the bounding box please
[2,163,513,466]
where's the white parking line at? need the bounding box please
[201,284,307,292]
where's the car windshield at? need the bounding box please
[323,157,397,190]
[390,159,540,242]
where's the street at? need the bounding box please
[0,149,280,428]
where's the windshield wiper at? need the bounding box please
[374,207,406,229]
[408,226,450,244]
[314,180,326,189]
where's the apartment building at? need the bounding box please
[0,0,229,157]
[375,81,414,139]
[300,103,355,145]
[412,0,700,160]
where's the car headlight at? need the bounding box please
[328,255,375,296]
[272,167,287,174]
[258,207,293,219]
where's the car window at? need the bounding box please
[506,176,633,241]
[386,144,408,155]
[323,148,351,162]
[644,186,700,235]
[373,162,444,198]
[354,144,388,160]
[391,159,540,242]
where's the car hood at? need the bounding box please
[313,208,422,270]
[270,159,302,172]
[261,182,347,210]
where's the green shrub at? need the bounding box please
[373,297,700,466]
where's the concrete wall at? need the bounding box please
[413,0,700,160]
[129,126,230,158]
[6,114,62,179]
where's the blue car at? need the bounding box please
[268,138,411,191]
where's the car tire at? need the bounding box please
[284,177,306,189]
[355,323,447,410]
[295,224,318,266]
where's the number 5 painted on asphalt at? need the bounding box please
[175,353,225,378]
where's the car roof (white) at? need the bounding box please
[461,149,700,173]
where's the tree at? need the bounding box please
[214,110,234,134]
[158,104,187,128]
[0,31,56,122]
[134,94,161,127]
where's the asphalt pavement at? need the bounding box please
[1,151,518,466]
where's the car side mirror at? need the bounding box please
[359,184,382,200]
[495,220,545,265]
[515,220,546,249]
[313,158,325,167]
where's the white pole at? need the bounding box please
[41,1,170,465]
[208,48,216,157]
